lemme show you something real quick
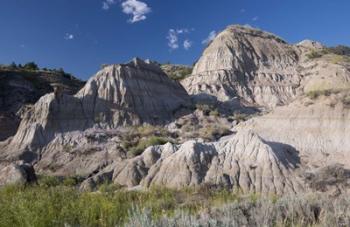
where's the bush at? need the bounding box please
[232,113,248,123]
[199,125,231,141]
[129,136,169,157]
[209,109,220,117]
[306,50,324,59]
[196,104,215,116]
[23,62,39,71]
[306,89,337,99]
[38,175,61,187]
[0,184,238,226]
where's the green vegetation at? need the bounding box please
[161,65,193,81]
[195,104,217,116]
[1,182,350,227]
[121,125,175,157]
[198,125,231,141]
[0,62,75,79]
[0,183,239,227]
[306,49,326,59]
[306,46,350,64]
[23,62,39,71]
[306,89,340,100]
[129,136,170,156]
[231,112,249,123]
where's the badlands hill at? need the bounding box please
[0,65,84,141]
[1,25,350,195]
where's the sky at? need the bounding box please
[0,0,350,80]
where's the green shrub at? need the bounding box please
[23,62,39,71]
[342,94,350,107]
[196,104,214,116]
[306,89,336,99]
[0,184,240,226]
[306,50,324,59]
[209,109,220,117]
[129,136,170,157]
[38,175,61,187]
[199,125,231,141]
[63,177,80,187]
[231,113,248,123]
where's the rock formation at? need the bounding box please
[0,68,84,141]
[0,58,191,166]
[83,130,303,194]
[1,25,350,196]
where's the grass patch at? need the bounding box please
[120,125,175,157]
[129,136,170,157]
[198,125,231,141]
[306,89,338,99]
[0,184,238,227]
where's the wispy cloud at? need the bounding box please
[121,0,151,23]
[167,29,179,50]
[252,16,259,21]
[64,33,74,40]
[202,31,217,45]
[167,28,192,50]
[102,0,116,10]
[183,39,192,50]
[240,8,246,13]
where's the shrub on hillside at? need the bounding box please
[23,62,39,71]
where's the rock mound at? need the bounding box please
[1,58,191,162]
[238,92,350,169]
[0,68,84,141]
[109,130,303,194]
[182,25,301,108]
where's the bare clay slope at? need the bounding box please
[0,58,191,163]
[182,25,302,108]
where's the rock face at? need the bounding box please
[0,68,84,141]
[0,58,191,164]
[238,93,350,169]
[182,25,302,108]
[107,130,303,194]
[0,162,36,186]
[76,58,191,127]
[1,25,350,195]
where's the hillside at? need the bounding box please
[0,64,85,141]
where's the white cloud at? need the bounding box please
[183,39,192,50]
[167,28,192,50]
[64,33,74,40]
[252,16,259,21]
[121,0,151,23]
[102,2,110,10]
[202,31,217,45]
[102,0,116,10]
[167,29,179,50]
[240,8,246,13]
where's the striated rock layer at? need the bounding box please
[0,68,84,141]
[0,58,191,162]
[84,130,304,195]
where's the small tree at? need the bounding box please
[9,62,17,69]
[24,62,39,71]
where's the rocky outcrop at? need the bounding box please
[160,64,193,81]
[0,58,191,163]
[237,92,350,169]
[108,130,303,194]
[0,162,36,186]
[182,25,302,108]
[0,68,84,141]
[76,58,191,127]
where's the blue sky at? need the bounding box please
[1,0,349,80]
